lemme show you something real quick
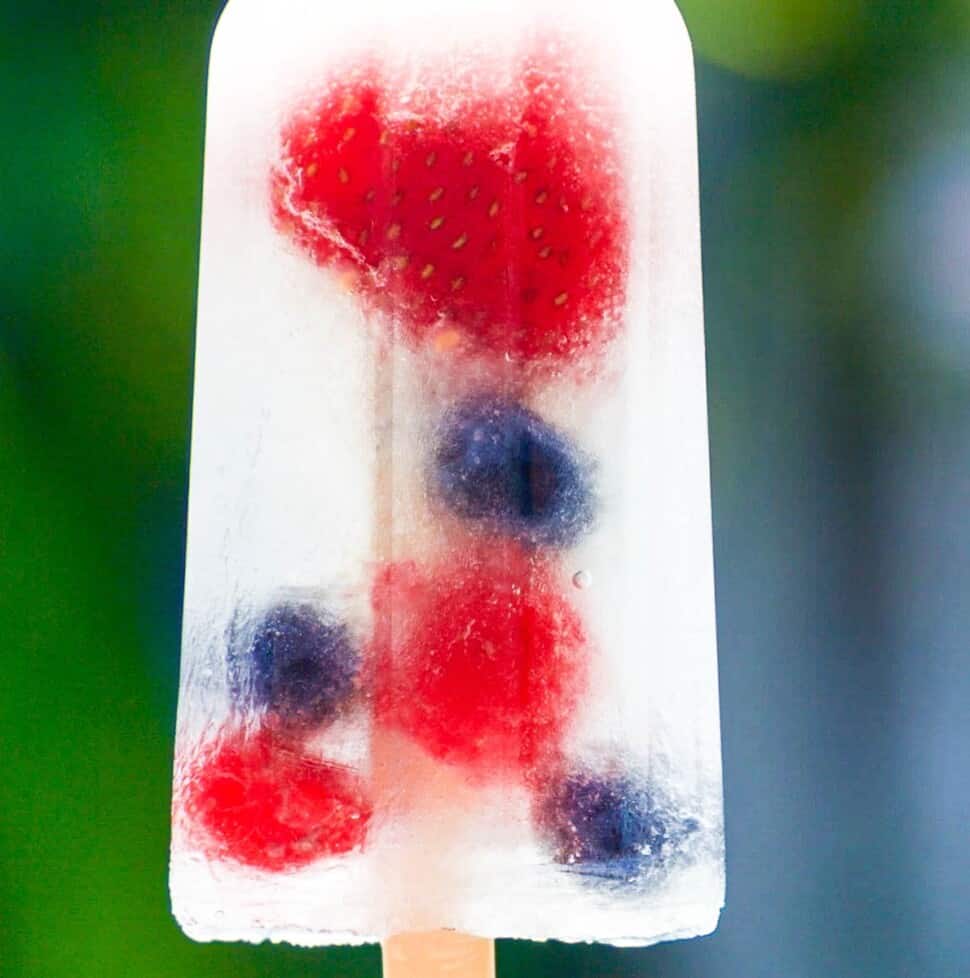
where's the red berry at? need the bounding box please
[369,547,588,777]
[272,51,628,368]
[182,726,371,871]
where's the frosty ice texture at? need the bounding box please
[172,0,722,948]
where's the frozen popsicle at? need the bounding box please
[171,0,723,953]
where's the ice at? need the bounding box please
[171,0,723,948]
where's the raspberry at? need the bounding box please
[370,549,587,777]
[182,726,371,871]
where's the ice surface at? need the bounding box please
[171,0,723,948]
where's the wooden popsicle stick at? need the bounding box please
[382,932,495,978]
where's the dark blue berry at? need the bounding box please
[539,772,668,877]
[229,603,358,728]
[431,398,594,548]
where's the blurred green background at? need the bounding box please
[3,1,969,975]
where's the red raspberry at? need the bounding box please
[182,726,371,871]
[370,547,588,778]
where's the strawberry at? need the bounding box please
[271,53,628,368]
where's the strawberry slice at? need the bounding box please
[271,53,628,368]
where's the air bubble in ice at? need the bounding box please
[572,570,592,589]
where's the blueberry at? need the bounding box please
[230,603,358,728]
[539,771,668,875]
[431,398,594,548]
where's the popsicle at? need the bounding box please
[170,0,723,956]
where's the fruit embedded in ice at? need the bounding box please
[370,550,588,777]
[431,397,595,548]
[230,602,359,729]
[536,770,669,874]
[182,726,371,872]
[271,50,628,367]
